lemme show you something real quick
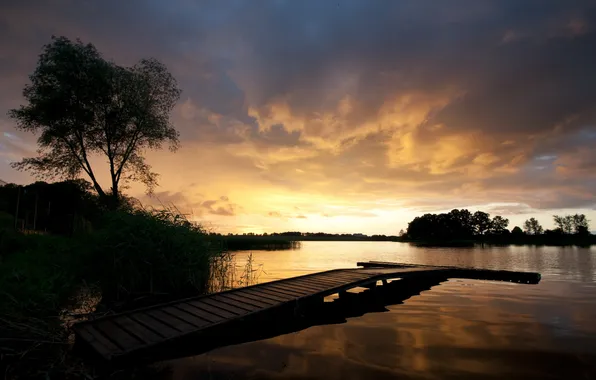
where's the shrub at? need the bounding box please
[1,206,228,378]
[82,207,225,305]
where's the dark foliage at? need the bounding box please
[220,231,399,242]
[406,209,507,241]
[405,209,593,246]
[524,218,544,235]
[0,179,102,235]
[511,226,524,236]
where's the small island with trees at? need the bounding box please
[402,209,593,246]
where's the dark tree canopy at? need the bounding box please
[553,215,574,234]
[472,211,491,235]
[9,36,181,207]
[489,215,509,234]
[405,210,594,243]
[524,218,543,235]
[0,179,102,235]
[406,209,510,241]
[511,226,524,236]
[553,214,590,235]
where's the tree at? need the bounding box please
[572,214,589,235]
[448,209,474,237]
[472,211,492,235]
[553,215,574,234]
[9,36,181,207]
[524,218,543,235]
[489,215,509,234]
[511,226,524,236]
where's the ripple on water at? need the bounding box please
[163,242,596,380]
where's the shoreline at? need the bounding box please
[221,235,596,248]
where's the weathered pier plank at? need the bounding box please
[73,263,540,362]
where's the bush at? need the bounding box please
[1,206,225,316]
[1,206,228,378]
[82,207,225,305]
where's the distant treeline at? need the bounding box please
[220,232,399,242]
[404,209,593,246]
[0,180,105,235]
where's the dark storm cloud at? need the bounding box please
[231,0,596,133]
[2,0,595,136]
[432,28,596,136]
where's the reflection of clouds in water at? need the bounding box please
[165,242,596,379]
[167,279,596,379]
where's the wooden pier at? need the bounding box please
[73,262,541,363]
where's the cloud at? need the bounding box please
[266,211,307,219]
[143,191,238,217]
[484,203,536,216]
[200,198,238,217]
[1,0,596,232]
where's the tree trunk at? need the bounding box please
[110,180,120,210]
[92,181,106,199]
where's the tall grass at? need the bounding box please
[209,252,263,292]
[0,206,230,378]
[84,207,224,306]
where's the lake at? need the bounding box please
[164,242,596,379]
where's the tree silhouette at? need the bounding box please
[406,209,515,241]
[511,226,524,236]
[553,215,574,234]
[572,214,590,236]
[9,36,181,207]
[489,215,509,234]
[472,211,491,235]
[523,218,543,235]
[553,214,589,235]
[448,209,474,237]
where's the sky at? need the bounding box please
[1,0,596,234]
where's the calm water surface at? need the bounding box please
[166,242,596,379]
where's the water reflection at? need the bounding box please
[232,242,596,283]
[132,278,443,365]
[162,242,596,380]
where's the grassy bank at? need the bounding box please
[0,207,230,379]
